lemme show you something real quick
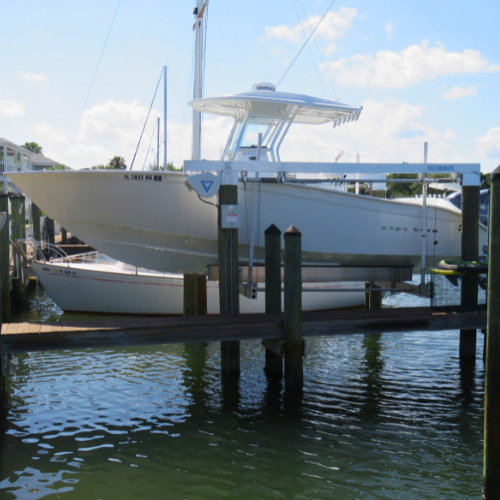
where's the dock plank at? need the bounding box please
[17,323,31,334]
[0,307,487,355]
[28,323,41,334]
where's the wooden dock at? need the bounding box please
[0,307,486,354]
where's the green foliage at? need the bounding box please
[482,173,491,189]
[108,156,126,169]
[146,162,182,171]
[89,156,127,170]
[23,142,42,153]
[53,164,69,170]
[386,173,452,199]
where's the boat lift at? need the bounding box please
[185,148,480,300]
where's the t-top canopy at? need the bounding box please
[189,83,363,127]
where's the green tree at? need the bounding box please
[146,162,182,171]
[108,156,126,169]
[23,142,42,154]
[53,164,69,170]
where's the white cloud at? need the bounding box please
[279,98,459,164]
[442,85,477,99]
[0,100,26,117]
[31,100,233,170]
[266,7,357,43]
[20,72,47,82]
[385,23,393,38]
[324,43,337,56]
[476,127,500,159]
[323,41,500,88]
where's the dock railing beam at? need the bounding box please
[0,191,11,323]
[460,184,480,359]
[483,165,500,500]
[263,224,283,378]
[284,225,303,390]
[218,184,240,375]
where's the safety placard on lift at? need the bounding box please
[221,204,241,228]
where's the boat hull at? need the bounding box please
[32,261,365,315]
[8,171,487,274]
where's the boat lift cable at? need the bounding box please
[129,69,163,171]
[276,0,338,88]
[64,0,122,166]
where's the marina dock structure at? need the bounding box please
[1,145,497,495]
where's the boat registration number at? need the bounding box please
[124,174,162,181]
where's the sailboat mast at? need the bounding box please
[192,0,204,162]
[164,65,167,171]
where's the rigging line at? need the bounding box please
[65,0,122,165]
[289,0,328,99]
[167,68,185,112]
[298,0,338,98]
[142,120,157,170]
[129,69,163,171]
[298,0,358,154]
[276,0,338,88]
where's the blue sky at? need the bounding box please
[1,0,499,172]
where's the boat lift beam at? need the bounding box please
[183,160,481,186]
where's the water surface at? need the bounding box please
[0,286,485,499]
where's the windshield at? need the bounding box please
[240,118,280,148]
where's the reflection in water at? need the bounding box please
[361,333,385,419]
[0,289,487,499]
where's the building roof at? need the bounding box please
[0,137,33,154]
[30,152,59,166]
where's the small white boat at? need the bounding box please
[29,247,365,316]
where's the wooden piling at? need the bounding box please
[0,191,11,323]
[32,202,40,242]
[483,165,500,500]
[370,283,383,310]
[197,275,207,316]
[264,224,283,378]
[364,282,371,309]
[183,274,199,317]
[460,185,480,359]
[0,289,3,402]
[218,185,240,374]
[283,225,303,390]
[10,194,25,304]
[46,217,55,246]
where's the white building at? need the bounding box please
[0,137,33,192]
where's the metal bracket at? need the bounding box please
[239,282,257,299]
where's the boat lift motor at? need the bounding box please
[184,171,220,198]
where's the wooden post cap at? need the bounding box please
[9,193,20,199]
[265,224,281,236]
[491,165,500,181]
[0,191,8,198]
[284,225,301,237]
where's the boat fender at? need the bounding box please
[437,260,488,274]
[184,172,220,198]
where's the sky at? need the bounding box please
[1,0,499,172]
